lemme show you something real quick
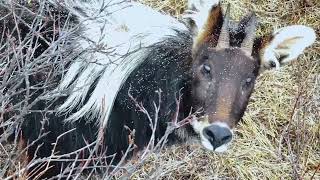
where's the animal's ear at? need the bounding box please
[183,1,223,55]
[257,25,316,70]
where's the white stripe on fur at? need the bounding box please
[51,0,187,127]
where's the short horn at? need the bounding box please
[216,4,231,49]
[241,14,257,56]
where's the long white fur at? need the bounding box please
[49,0,188,128]
[261,25,316,70]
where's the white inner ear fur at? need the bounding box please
[183,0,220,35]
[261,25,316,70]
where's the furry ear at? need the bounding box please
[258,25,316,70]
[183,0,223,55]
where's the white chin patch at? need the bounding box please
[201,137,214,150]
[191,119,232,152]
[214,144,228,153]
[201,139,229,153]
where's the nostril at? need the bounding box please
[221,134,232,143]
[203,128,215,141]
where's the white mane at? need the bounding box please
[50,0,188,128]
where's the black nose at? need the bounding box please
[203,125,232,149]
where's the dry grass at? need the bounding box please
[130,0,320,179]
[0,0,318,179]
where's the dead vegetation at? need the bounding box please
[0,0,319,179]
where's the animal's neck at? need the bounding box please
[107,30,195,156]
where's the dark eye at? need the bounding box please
[202,64,211,74]
[246,77,252,84]
[243,77,253,88]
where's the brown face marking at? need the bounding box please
[214,83,236,122]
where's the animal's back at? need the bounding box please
[1,0,192,178]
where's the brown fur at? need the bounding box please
[193,5,223,53]
[254,34,273,58]
[214,83,235,122]
[276,37,303,49]
[192,47,260,128]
